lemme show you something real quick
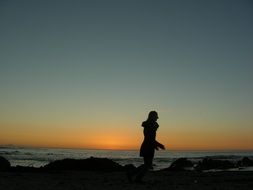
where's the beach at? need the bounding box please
[1,170,253,190]
[1,148,253,189]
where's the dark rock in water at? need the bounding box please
[0,156,11,171]
[237,157,253,167]
[43,157,123,171]
[195,158,236,171]
[165,158,193,171]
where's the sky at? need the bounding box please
[0,0,253,150]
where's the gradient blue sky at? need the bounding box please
[0,0,253,150]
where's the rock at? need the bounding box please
[195,158,236,171]
[124,164,137,171]
[166,158,193,171]
[124,164,137,183]
[43,157,124,171]
[237,157,253,167]
[0,156,11,171]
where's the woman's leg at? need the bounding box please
[135,156,153,182]
[144,156,153,169]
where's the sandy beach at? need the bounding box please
[1,170,253,190]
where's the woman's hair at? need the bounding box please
[147,111,158,120]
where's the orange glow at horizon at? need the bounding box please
[0,122,253,151]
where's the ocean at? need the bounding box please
[1,147,253,171]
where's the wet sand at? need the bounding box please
[1,170,253,190]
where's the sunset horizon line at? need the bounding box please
[1,144,252,152]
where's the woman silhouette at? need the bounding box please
[127,111,165,183]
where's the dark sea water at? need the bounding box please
[1,147,253,171]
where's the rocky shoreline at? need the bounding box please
[1,156,253,172]
[1,156,253,190]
